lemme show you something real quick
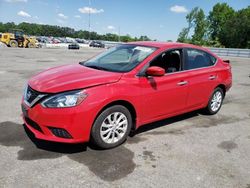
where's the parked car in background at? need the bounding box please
[57,37,67,43]
[76,38,88,44]
[52,38,61,44]
[89,40,105,48]
[68,42,80,50]
[66,37,76,43]
[21,42,232,149]
[37,36,51,44]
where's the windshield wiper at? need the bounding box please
[79,61,85,65]
[84,65,110,71]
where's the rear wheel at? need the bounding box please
[9,40,18,47]
[91,105,132,149]
[204,87,224,115]
[28,42,36,48]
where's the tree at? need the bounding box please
[138,35,151,41]
[177,7,198,43]
[120,35,133,42]
[177,3,249,48]
[177,7,207,44]
[208,3,234,41]
[0,22,151,42]
[191,8,207,43]
[221,6,250,48]
[177,28,189,43]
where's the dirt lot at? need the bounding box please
[0,48,250,188]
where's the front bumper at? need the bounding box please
[21,100,96,143]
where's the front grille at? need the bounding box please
[49,127,72,139]
[24,86,47,107]
[25,117,43,133]
[26,86,40,104]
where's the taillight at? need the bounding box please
[222,59,231,71]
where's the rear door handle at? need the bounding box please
[209,75,216,80]
[177,81,188,86]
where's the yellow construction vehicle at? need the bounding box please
[0,29,37,48]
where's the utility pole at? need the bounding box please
[88,0,91,41]
[118,26,120,42]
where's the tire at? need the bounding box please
[9,40,18,48]
[28,42,36,48]
[91,105,132,149]
[204,87,224,115]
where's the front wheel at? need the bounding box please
[9,40,18,47]
[28,42,36,48]
[91,105,132,149]
[204,87,224,115]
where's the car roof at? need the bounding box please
[128,41,204,50]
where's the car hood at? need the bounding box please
[28,64,122,93]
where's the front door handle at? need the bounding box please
[177,81,188,86]
[209,75,216,80]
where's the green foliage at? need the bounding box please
[177,28,189,43]
[208,3,235,41]
[177,7,207,45]
[220,6,250,48]
[204,38,224,48]
[177,3,250,48]
[191,8,207,43]
[0,22,150,42]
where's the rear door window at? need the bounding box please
[184,49,217,70]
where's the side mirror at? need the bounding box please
[146,66,165,77]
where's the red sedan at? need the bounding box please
[21,42,232,149]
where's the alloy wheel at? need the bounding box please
[100,112,128,144]
[211,91,223,112]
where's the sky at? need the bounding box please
[0,0,249,41]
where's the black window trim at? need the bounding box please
[183,47,218,71]
[137,47,218,77]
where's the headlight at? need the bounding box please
[41,90,87,108]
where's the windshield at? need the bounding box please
[81,44,157,72]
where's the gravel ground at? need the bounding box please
[0,48,250,188]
